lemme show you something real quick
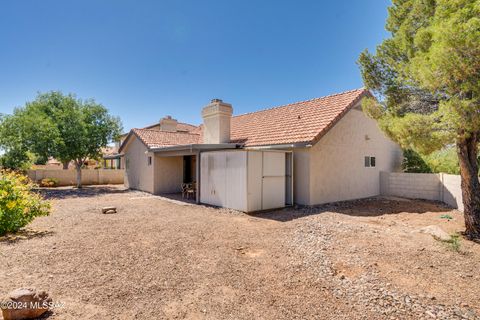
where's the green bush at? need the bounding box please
[0,170,50,236]
[402,149,432,173]
[40,178,59,187]
[424,148,460,175]
[402,147,464,175]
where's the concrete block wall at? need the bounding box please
[27,169,124,186]
[441,174,463,211]
[380,172,463,210]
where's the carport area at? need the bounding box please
[150,144,239,203]
[151,146,293,211]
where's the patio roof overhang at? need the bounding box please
[149,143,242,154]
[103,154,123,160]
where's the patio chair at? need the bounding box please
[181,183,189,199]
[182,182,196,200]
[186,182,196,200]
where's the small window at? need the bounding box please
[365,156,376,168]
[148,156,152,166]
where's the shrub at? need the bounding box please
[424,147,460,175]
[403,147,465,174]
[40,178,59,187]
[402,149,432,173]
[0,170,50,236]
[444,233,461,252]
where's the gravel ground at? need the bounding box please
[0,186,478,319]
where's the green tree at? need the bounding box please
[424,147,461,174]
[358,0,480,239]
[402,149,432,173]
[0,92,122,187]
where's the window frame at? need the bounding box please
[364,156,376,168]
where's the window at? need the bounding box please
[364,156,376,168]
[148,156,152,166]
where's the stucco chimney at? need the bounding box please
[201,99,233,144]
[159,115,178,132]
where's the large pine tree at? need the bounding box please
[358,0,480,239]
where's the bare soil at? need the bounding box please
[0,186,478,319]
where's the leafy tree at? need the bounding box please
[402,149,432,173]
[358,0,480,239]
[424,147,461,174]
[0,114,33,170]
[0,92,122,187]
[0,149,32,171]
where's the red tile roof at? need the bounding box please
[144,122,198,132]
[120,88,369,151]
[128,128,200,149]
[230,88,368,146]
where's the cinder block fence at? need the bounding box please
[380,172,463,211]
[27,169,124,186]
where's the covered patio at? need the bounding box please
[150,144,239,203]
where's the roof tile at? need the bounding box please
[131,128,200,149]
[122,88,368,150]
[230,88,368,146]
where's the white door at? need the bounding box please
[200,153,211,204]
[226,152,247,211]
[209,152,226,206]
[262,152,286,210]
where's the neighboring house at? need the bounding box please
[119,88,403,211]
[33,157,100,170]
[102,146,122,169]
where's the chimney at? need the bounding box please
[159,115,178,132]
[201,99,233,144]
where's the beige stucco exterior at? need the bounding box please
[153,155,183,194]
[123,134,187,195]
[123,101,402,208]
[292,103,402,205]
[201,100,233,144]
[123,137,154,193]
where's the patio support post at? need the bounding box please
[196,151,201,203]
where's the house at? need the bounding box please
[102,146,123,169]
[119,88,402,211]
[103,117,198,170]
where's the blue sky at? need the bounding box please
[0,0,390,130]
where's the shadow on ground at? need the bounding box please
[0,229,54,244]
[156,192,197,204]
[253,197,453,222]
[37,185,129,200]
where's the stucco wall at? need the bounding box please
[28,169,124,186]
[123,137,154,193]
[442,174,463,211]
[153,156,183,194]
[307,106,402,205]
[292,149,311,205]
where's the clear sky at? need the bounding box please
[0,0,390,131]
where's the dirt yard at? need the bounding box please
[0,186,479,319]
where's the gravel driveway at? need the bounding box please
[0,186,478,319]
